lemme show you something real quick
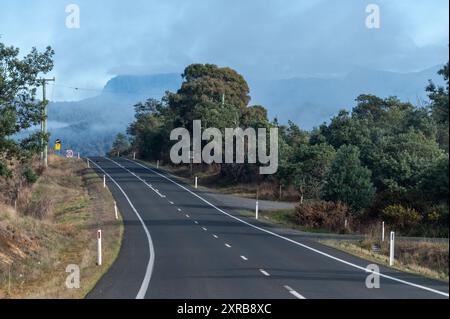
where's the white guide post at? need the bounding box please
[389,231,395,266]
[97,229,102,266]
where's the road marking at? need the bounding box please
[213,234,218,239]
[225,243,231,248]
[259,269,270,277]
[186,214,190,218]
[177,208,182,212]
[240,255,248,261]
[169,201,174,205]
[88,158,154,299]
[105,158,165,198]
[194,221,199,224]
[284,285,306,299]
[126,158,449,298]
[202,227,207,231]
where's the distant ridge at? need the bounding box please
[102,73,182,96]
[250,65,444,129]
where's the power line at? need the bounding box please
[49,83,159,97]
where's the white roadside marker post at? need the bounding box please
[87,159,90,168]
[255,188,259,220]
[133,152,136,160]
[77,152,80,159]
[157,160,160,169]
[97,229,102,266]
[103,175,106,188]
[195,176,198,189]
[344,219,348,229]
[389,231,395,266]
[382,221,385,242]
[114,201,118,220]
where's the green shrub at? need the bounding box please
[22,165,38,184]
[382,204,422,235]
[0,161,11,177]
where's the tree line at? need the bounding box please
[113,62,448,237]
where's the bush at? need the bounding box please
[22,165,38,184]
[294,200,351,232]
[382,204,422,235]
[0,161,11,177]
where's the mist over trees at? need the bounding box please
[117,62,449,236]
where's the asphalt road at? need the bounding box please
[86,157,449,299]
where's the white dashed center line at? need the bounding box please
[225,243,231,248]
[240,255,248,261]
[194,221,199,224]
[177,208,182,212]
[202,227,207,231]
[169,201,174,205]
[259,269,270,277]
[185,214,190,218]
[284,285,306,299]
[213,234,218,239]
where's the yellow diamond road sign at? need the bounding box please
[55,139,61,151]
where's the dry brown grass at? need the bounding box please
[0,155,123,298]
[321,239,449,282]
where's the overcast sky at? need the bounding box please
[1,0,448,101]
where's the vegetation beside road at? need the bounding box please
[237,208,448,282]
[320,239,449,282]
[0,155,123,298]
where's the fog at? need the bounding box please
[1,0,448,101]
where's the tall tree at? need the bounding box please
[110,133,130,156]
[426,62,449,151]
[324,145,375,214]
[0,40,54,176]
[167,64,250,126]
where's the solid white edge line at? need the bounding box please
[126,158,449,298]
[284,285,306,299]
[88,158,155,299]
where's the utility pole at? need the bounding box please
[40,77,55,168]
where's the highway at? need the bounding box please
[86,157,449,299]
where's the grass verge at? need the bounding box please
[320,239,449,282]
[0,156,123,298]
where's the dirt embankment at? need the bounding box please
[0,156,123,298]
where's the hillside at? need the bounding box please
[0,156,123,298]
